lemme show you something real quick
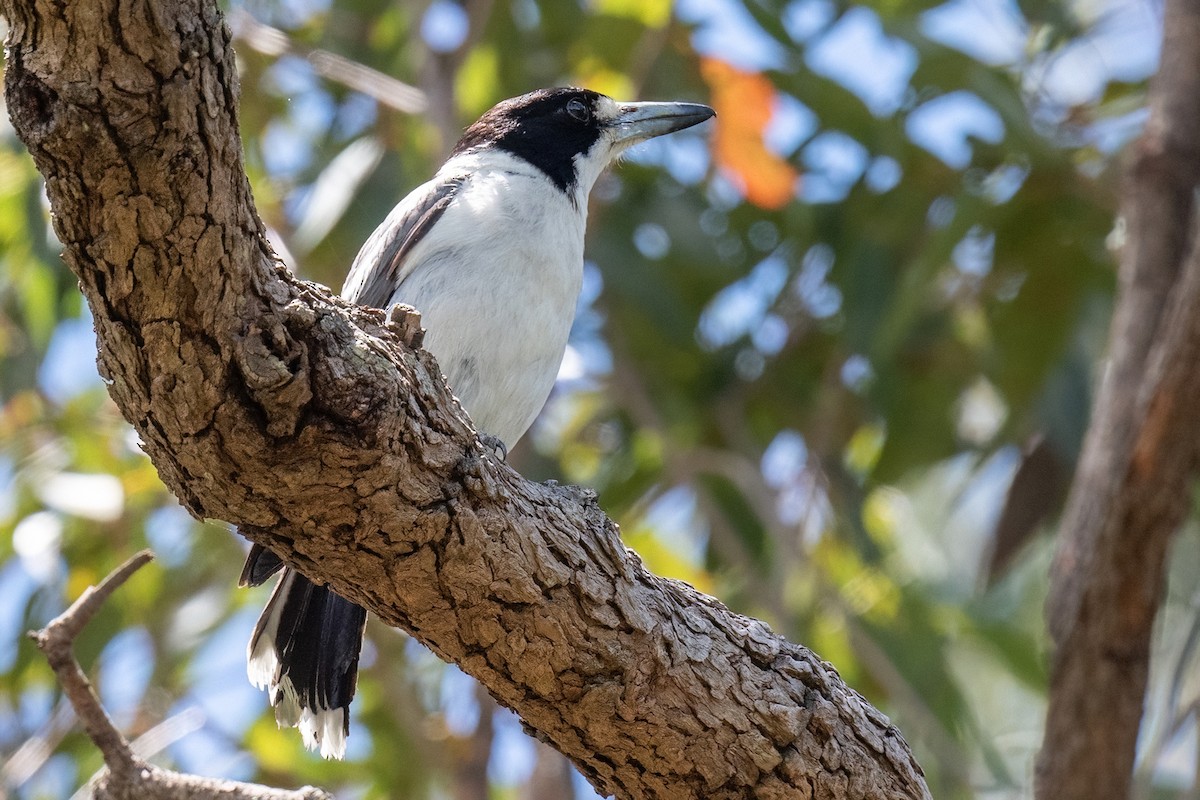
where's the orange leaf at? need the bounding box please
[700,58,800,210]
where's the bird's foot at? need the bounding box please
[386,303,425,348]
[478,433,508,461]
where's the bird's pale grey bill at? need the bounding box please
[612,101,716,145]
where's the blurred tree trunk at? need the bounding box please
[1036,0,1200,798]
[526,741,577,800]
[451,684,494,800]
[0,0,931,798]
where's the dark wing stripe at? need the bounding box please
[348,175,466,309]
[252,570,368,719]
[271,571,317,667]
[239,542,284,587]
[317,591,368,723]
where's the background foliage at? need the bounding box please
[0,0,1185,798]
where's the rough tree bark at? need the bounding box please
[0,0,931,798]
[1036,1,1200,798]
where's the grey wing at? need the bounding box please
[341,174,466,309]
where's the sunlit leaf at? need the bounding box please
[455,45,500,118]
[623,526,715,594]
[591,0,671,28]
[845,423,886,477]
[700,58,800,210]
[574,62,635,103]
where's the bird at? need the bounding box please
[238,87,714,759]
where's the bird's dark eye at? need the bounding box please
[566,99,590,123]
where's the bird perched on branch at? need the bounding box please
[238,87,714,758]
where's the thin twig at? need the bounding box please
[228,9,427,114]
[29,550,333,800]
[29,550,154,780]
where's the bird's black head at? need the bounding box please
[451,88,715,196]
[451,88,608,195]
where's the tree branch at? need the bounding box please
[1036,1,1200,797]
[32,552,153,783]
[227,9,428,114]
[0,0,930,797]
[29,550,331,800]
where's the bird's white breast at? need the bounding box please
[387,153,587,448]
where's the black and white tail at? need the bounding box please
[240,544,367,759]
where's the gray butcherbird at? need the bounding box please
[239,87,714,758]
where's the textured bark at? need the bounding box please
[1036,1,1200,798]
[0,0,930,798]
